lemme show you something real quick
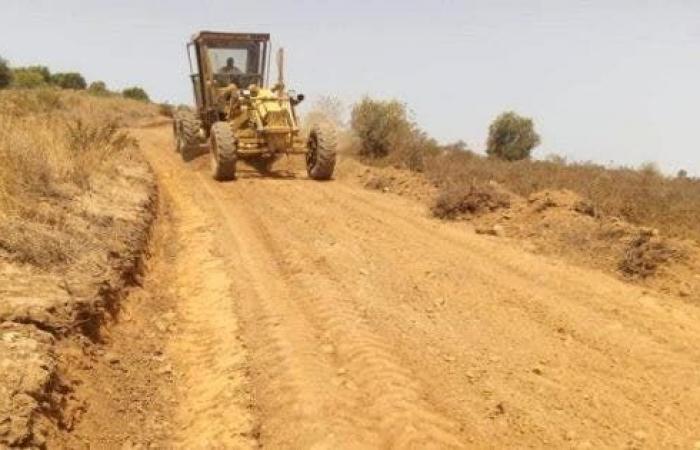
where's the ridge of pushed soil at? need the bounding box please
[0,154,156,448]
[347,159,700,303]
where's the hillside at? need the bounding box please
[0,89,159,447]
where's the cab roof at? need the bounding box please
[191,31,270,44]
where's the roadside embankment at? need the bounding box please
[0,89,158,447]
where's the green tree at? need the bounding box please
[122,86,150,102]
[486,111,541,161]
[12,69,47,88]
[0,56,12,89]
[88,81,109,96]
[350,97,413,158]
[17,66,51,82]
[51,72,87,90]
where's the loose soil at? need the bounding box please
[5,124,700,448]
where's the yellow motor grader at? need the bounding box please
[173,31,336,181]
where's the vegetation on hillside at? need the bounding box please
[50,72,87,90]
[348,97,700,242]
[486,111,540,161]
[122,86,150,102]
[0,56,12,88]
[0,89,158,217]
[0,55,151,104]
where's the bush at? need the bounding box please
[122,86,150,102]
[158,102,174,117]
[350,97,413,158]
[12,66,52,89]
[431,183,510,219]
[619,232,677,278]
[0,56,11,89]
[0,89,152,213]
[88,81,109,96]
[65,119,138,188]
[12,69,48,89]
[50,72,87,90]
[486,111,540,161]
[23,66,51,83]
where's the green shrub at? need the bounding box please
[12,70,47,89]
[24,66,51,83]
[50,72,87,90]
[350,97,413,158]
[12,66,52,89]
[87,81,109,96]
[486,111,541,161]
[122,86,150,102]
[0,56,11,89]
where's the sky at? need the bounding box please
[1,0,699,175]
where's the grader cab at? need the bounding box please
[173,31,336,181]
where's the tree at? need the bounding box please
[51,72,87,90]
[0,56,12,89]
[18,66,51,83]
[486,111,541,161]
[88,81,109,96]
[122,86,150,102]
[677,169,688,179]
[12,69,47,88]
[350,97,413,158]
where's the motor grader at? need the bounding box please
[173,31,336,181]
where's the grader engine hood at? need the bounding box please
[250,89,294,134]
[247,88,299,153]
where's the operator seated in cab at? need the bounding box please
[219,57,243,76]
[215,57,245,90]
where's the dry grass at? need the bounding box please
[424,150,700,241]
[0,88,157,265]
[348,97,700,242]
[431,183,510,219]
[619,232,680,279]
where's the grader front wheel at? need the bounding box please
[306,123,337,180]
[210,122,237,181]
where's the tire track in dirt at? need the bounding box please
[217,181,469,448]
[143,131,364,448]
[142,141,257,448]
[193,172,384,448]
[227,176,700,447]
[136,125,700,449]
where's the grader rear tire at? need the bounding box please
[210,122,237,181]
[306,123,337,180]
[178,110,201,162]
[172,115,182,152]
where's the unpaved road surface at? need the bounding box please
[112,125,700,448]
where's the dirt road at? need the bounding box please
[98,125,700,448]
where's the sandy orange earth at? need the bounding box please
[57,124,700,449]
